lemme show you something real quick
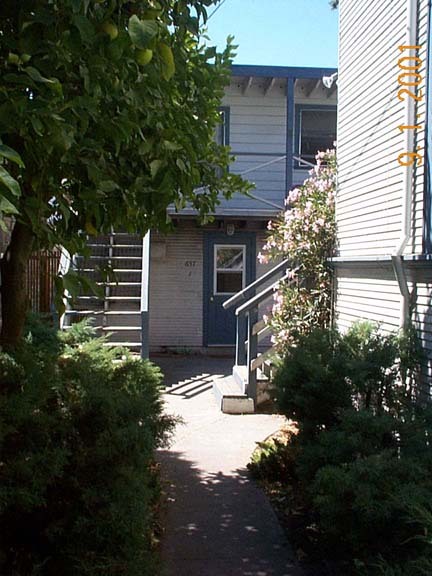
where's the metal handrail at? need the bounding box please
[223,258,290,310]
[235,271,293,316]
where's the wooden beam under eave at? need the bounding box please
[304,78,318,98]
[264,77,275,96]
[243,76,253,95]
[327,82,337,98]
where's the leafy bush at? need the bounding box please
[258,149,337,349]
[254,322,432,573]
[0,318,175,576]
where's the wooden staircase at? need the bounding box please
[62,232,143,353]
[213,259,292,413]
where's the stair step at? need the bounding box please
[63,323,103,330]
[105,310,141,315]
[103,326,141,331]
[112,269,142,273]
[86,256,142,260]
[103,342,141,348]
[97,282,141,286]
[233,364,248,392]
[87,244,142,249]
[213,375,255,414]
[64,309,104,315]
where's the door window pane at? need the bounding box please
[217,272,243,293]
[214,245,245,294]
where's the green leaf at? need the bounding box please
[0,195,19,215]
[158,43,175,80]
[150,159,163,179]
[99,180,119,193]
[176,158,187,172]
[0,166,21,197]
[72,15,95,44]
[24,66,59,86]
[0,145,25,167]
[128,15,158,49]
[163,140,182,151]
[30,116,44,136]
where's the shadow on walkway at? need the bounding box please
[153,356,233,400]
[159,449,301,576]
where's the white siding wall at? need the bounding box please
[149,226,203,349]
[336,272,402,334]
[220,80,287,211]
[218,78,337,212]
[336,0,431,389]
[338,0,406,257]
[337,0,428,257]
[149,224,272,350]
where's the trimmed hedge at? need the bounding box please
[251,323,432,575]
[0,318,175,576]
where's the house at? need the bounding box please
[333,0,432,390]
[148,64,337,353]
[65,64,338,365]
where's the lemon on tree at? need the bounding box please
[135,49,153,66]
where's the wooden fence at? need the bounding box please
[26,249,61,314]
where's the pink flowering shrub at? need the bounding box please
[259,149,337,349]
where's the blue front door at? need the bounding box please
[204,232,256,346]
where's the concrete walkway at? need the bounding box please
[155,356,302,576]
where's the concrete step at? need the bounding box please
[233,364,248,392]
[213,375,255,414]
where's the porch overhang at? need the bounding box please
[167,207,279,220]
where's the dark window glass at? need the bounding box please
[299,109,336,162]
[216,272,243,293]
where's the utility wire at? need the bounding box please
[207,0,228,21]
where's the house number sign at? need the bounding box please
[397,44,424,167]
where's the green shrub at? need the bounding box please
[0,318,175,576]
[273,329,352,440]
[255,322,432,573]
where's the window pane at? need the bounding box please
[216,247,244,270]
[300,110,336,159]
[217,271,243,293]
[215,111,226,146]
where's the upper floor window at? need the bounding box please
[295,105,337,167]
[215,107,230,146]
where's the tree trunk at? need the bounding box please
[0,221,35,349]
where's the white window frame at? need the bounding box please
[213,244,246,295]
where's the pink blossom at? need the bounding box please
[258,252,268,264]
[288,188,301,204]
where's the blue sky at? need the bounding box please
[204,0,339,68]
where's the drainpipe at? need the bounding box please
[392,0,418,329]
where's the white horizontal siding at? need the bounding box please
[219,79,337,212]
[338,0,428,259]
[412,1,429,253]
[221,85,287,210]
[149,227,203,348]
[335,272,401,333]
